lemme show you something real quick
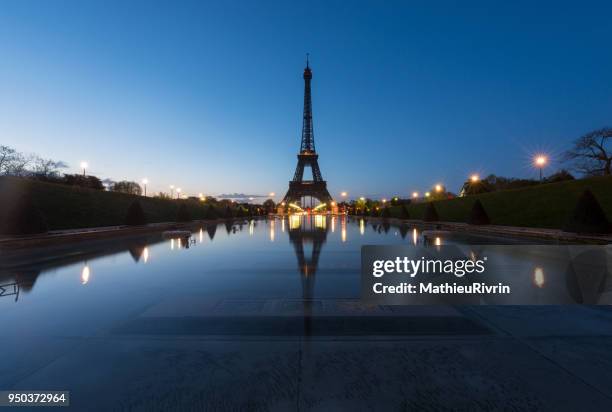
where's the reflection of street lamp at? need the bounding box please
[142,178,148,197]
[80,161,88,176]
[81,264,90,285]
[534,155,548,181]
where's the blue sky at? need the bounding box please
[1,0,611,200]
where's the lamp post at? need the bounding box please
[412,191,419,199]
[142,179,148,197]
[80,161,88,176]
[534,155,548,181]
[170,185,174,198]
[176,188,182,199]
[470,174,480,183]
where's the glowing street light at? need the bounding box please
[170,185,175,198]
[176,188,182,199]
[142,178,148,197]
[534,155,548,181]
[341,191,347,198]
[80,161,88,176]
[425,192,431,198]
[435,184,443,193]
[382,198,387,204]
[470,174,480,183]
[412,192,419,199]
[359,197,365,201]
[269,192,275,197]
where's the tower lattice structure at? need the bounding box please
[282,57,333,208]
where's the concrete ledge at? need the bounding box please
[0,218,241,250]
[372,217,612,244]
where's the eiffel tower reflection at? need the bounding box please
[287,214,329,336]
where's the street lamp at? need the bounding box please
[412,192,419,199]
[534,155,548,181]
[80,161,88,176]
[435,184,443,193]
[341,191,347,198]
[142,178,148,197]
[470,174,480,183]
[425,192,431,198]
[269,192,275,197]
[176,188,182,199]
[170,185,174,198]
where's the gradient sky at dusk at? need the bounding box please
[1,0,611,200]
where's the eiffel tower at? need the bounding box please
[282,56,333,209]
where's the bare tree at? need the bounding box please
[564,128,612,176]
[111,181,142,195]
[32,157,68,177]
[0,145,17,175]
[5,152,34,176]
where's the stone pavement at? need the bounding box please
[4,299,612,411]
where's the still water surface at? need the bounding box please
[1,216,559,325]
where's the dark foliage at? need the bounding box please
[224,206,234,219]
[545,169,575,183]
[370,207,380,217]
[460,180,493,196]
[63,174,104,190]
[423,202,439,222]
[381,207,391,219]
[400,205,410,219]
[467,199,490,225]
[564,190,611,234]
[125,200,147,226]
[0,196,48,235]
[176,203,192,222]
[111,180,141,195]
[483,174,539,192]
[204,206,218,220]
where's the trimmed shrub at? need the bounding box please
[0,196,48,235]
[564,190,611,234]
[125,200,147,226]
[176,203,192,222]
[467,199,490,225]
[381,207,391,219]
[204,206,218,220]
[423,202,439,222]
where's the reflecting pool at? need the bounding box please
[1,216,612,410]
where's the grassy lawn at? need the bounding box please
[0,176,228,230]
[389,175,612,229]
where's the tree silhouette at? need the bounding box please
[564,128,611,176]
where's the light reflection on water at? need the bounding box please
[0,216,607,314]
